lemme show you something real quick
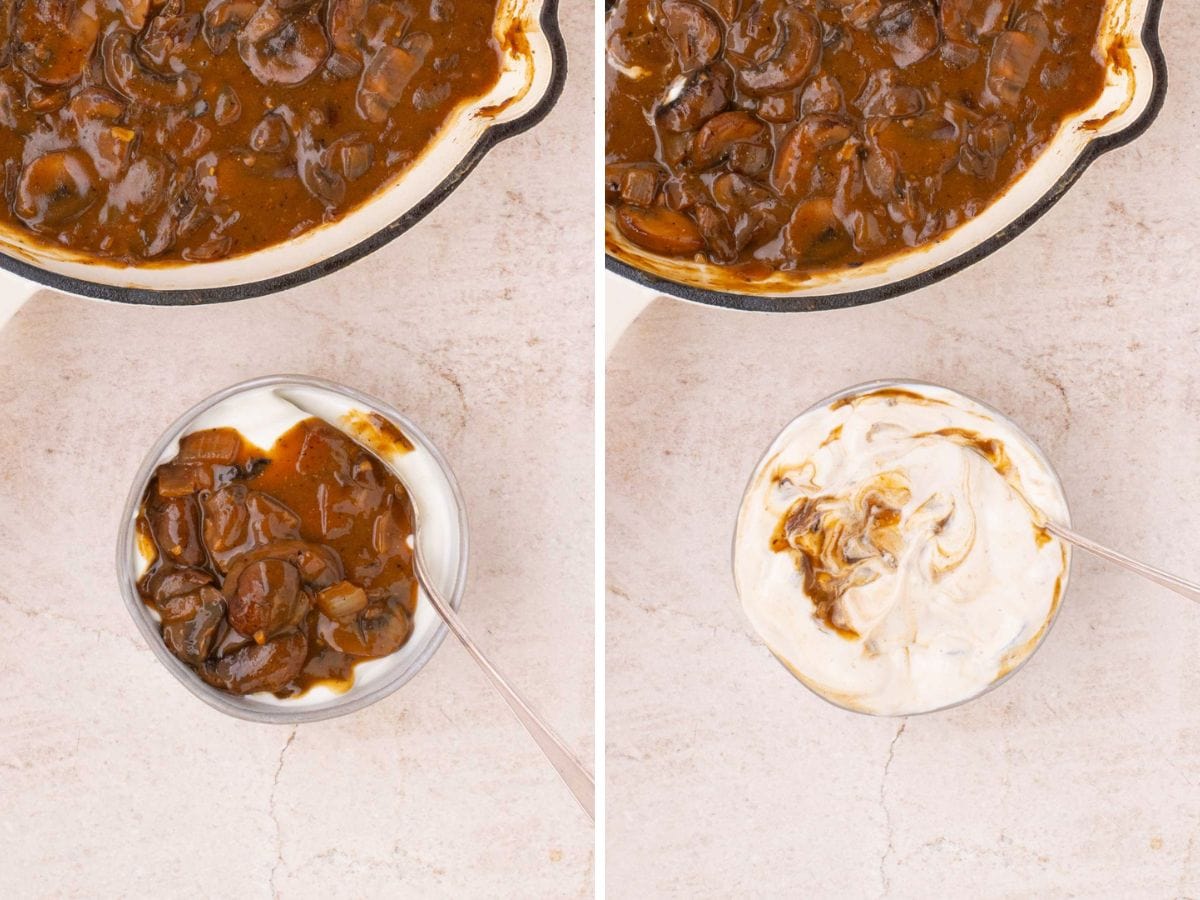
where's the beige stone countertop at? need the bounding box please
[607,4,1200,896]
[0,4,592,896]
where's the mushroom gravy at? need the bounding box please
[605,0,1111,278]
[136,417,417,697]
[1,0,502,263]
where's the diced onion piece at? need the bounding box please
[315,581,368,622]
[178,428,241,464]
[156,463,211,497]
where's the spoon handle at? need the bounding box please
[1043,521,1200,605]
[413,554,596,820]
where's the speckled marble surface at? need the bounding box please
[0,4,592,896]
[607,4,1200,896]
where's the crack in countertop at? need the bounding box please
[0,591,142,652]
[878,721,907,898]
[607,582,757,647]
[268,726,299,898]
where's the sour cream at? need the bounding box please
[734,382,1070,716]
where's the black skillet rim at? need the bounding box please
[604,0,1169,314]
[0,0,568,307]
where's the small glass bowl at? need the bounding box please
[731,378,1074,717]
[116,374,469,724]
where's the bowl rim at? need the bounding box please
[114,373,470,724]
[0,0,567,307]
[605,0,1168,314]
[730,378,1075,717]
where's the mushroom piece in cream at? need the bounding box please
[734,383,1070,715]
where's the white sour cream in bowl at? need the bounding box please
[733,380,1071,716]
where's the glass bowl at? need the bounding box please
[731,378,1073,716]
[116,374,468,723]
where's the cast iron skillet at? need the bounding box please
[604,0,1168,314]
[0,0,567,308]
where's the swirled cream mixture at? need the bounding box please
[734,383,1069,715]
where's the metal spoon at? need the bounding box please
[272,386,595,817]
[1043,520,1200,605]
[408,499,596,820]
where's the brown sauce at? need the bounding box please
[0,0,502,263]
[136,417,418,697]
[605,0,1110,277]
[770,469,911,638]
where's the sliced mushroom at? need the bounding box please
[772,115,853,196]
[12,0,100,86]
[332,138,373,180]
[800,73,845,116]
[103,155,171,218]
[26,84,69,113]
[845,0,883,29]
[660,0,723,73]
[842,207,889,253]
[200,629,308,694]
[144,493,206,567]
[225,558,307,640]
[693,202,737,263]
[238,1,330,86]
[249,112,292,153]
[710,171,787,252]
[959,116,1013,179]
[14,150,100,233]
[75,106,139,181]
[655,63,733,133]
[862,139,899,199]
[855,68,924,118]
[783,197,852,264]
[201,484,302,571]
[874,0,941,69]
[138,0,202,69]
[318,597,411,657]
[940,0,1013,43]
[202,0,256,54]
[67,87,126,125]
[615,204,705,257]
[162,587,226,665]
[736,6,821,95]
[690,111,770,171]
[144,565,215,605]
[756,92,796,124]
[296,124,346,204]
[103,28,200,105]
[117,0,150,28]
[214,86,241,126]
[873,111,961,183]
[706,0,737,21]
[940,38,979,69]
[0,84,22,130]
[327,0,368,57]
[986,14,1049,106]
[662,173,707,211]
[222,540,345,593]
[356,33,431,124]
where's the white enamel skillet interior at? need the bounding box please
[116,375,469,723]
[0,0,567,331]
[604,0,1168,350]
